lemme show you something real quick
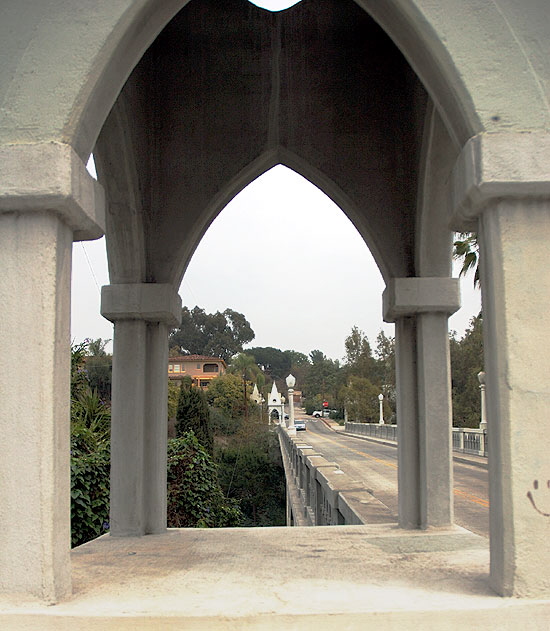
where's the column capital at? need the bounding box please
[101,283,182,326]
[451,132,550,230]
[0,142,105,240]
[383,277,460,323]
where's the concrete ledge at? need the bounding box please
[0,142,105,240]
[1,526,547,629]
[101,283,182,326]
[451,132,550,230]
[383,277,460,322]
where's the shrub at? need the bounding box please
[216,430,286,527]
[167,432,243,528]
[71,446,110,547]
[176,382,213,455]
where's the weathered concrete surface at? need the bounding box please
[1,526,548,630]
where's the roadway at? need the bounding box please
[300,417,489,537]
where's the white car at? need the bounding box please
[294,420,306,431]
[312,410,329,418]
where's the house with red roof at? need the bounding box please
[168,355,227,389]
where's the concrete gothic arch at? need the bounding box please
[1,0,550,618]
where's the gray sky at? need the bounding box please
[72,163,480,362]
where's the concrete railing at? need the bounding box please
[452,427,488,457]
[344,422,488,458]
[277,427,384,526]
[344,422,397,442]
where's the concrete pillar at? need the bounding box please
[101,283,181,536]
[384,277,460,529]
[452,132,550,597]
[394,316,420,528]
[417,311,454,527]
[481,201,550,597]
[0,143,104,601]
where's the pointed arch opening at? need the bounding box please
[180,163,393,362]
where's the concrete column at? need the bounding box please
[417,312,453,527]
[110,319,147,535]
[102,284,181,537]
[144,322,170,534]
[394,316,420,528]
[452,132,550,597]
[480,200,550,597]
[0,212,73,601]
[0,143,105,601]
[384,277,460,530]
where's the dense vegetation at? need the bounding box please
[70,342,111,547]
[450,314,483,427]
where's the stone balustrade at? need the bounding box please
[345,422,488,457]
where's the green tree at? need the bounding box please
[246,346,291,379]
[84,338,112,402]
[176,380,213,454]
[169,306,255,362]
[228,353,261,424]
[284,349,311,393]
[168,381,180,419]
[453,232,480,287]
[206,372,247,435]
[344,326,377,381]
[215,425,285,526]
[373,331,396,421]
[303,349,342,408]
[339,376,387,423]
[450,314,484,427]
[167,432,243,528]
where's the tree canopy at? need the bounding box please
[453,232,479,287]
[170,306,255,362]
[246,346,291,379]
[450,314,483,427]
[176,378,213,454]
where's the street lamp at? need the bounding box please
[477,371,487,430]
[286,374,296,432]
[378,393,384,425]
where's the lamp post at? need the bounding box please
[286,374,296,432]
[477,371,487,430]
[378,393,384,425]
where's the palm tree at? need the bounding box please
[453,232,480,287]
[229,353,260,423]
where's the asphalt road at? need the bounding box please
[300,417,489,537]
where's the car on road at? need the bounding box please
[294,420,306,431]
[312,410,330,418]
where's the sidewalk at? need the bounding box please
[319,418,488,470]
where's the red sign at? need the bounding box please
[322,401,329,408]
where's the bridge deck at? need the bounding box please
[4,524,548,629]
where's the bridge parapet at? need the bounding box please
[345,421,488,458]
[278,427,391,526]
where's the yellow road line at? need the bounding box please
[309,427,489,508]
[453,488,490,507]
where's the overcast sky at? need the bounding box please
[72,163,480,362]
